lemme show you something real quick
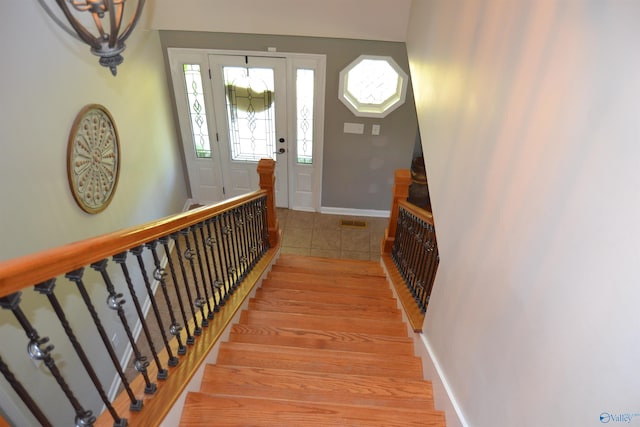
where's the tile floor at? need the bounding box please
[276,208,389,262]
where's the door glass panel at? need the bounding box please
[223,66,276,162]
[296,68,314,164]
[182,64,212,158]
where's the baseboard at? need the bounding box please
[183,198,194,212]
[380,258,467,427]
[415,333,469,427]
[320,206,390,218]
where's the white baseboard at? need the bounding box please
[320,206,390,218]
[183,198,194,212]
[379,259,466,427]
[415,333,469,427]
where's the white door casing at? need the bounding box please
[167,48,326,211]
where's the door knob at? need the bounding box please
[274,148,286,154]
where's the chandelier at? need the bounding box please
[38,0,146,76]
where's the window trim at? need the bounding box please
[338,55,409,118]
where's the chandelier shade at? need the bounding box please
[38,0,146,76]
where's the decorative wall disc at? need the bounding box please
[67,104,120,214]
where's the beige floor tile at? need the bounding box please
[282,227,312,248]
[286,210,315,229]
[341,228,371,252]
[313,213,342,230]
[311,228,341,250]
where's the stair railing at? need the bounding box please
[0,159,280,427]
[381,169,439,332]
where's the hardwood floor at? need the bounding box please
[179,254,446,426]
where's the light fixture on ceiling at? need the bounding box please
[38,0,146,76]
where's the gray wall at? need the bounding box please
[160,31,418,211]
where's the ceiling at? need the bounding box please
[145,0,413,42]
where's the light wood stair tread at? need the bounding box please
[261,276,393,297]
[275,254,386,276]
[199,364,435,409]
[268,268,389,286]
[254,286,399,309]
[217,341,423,378]
[248,297,402,320]
[229,324,415,355]
[239,310,408,336]
[179,393,446,427]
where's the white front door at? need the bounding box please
[168,48,325,211]
[209,55,289,207]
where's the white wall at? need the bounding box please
[0,3,188,261]
[148,0,412,42]
[0,3,188,425]
[407,1,640,426]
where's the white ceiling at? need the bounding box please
[145,0,413,42]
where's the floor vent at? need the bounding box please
[340,219,367,228]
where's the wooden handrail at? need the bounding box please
[0,191,267,298]
[397,199,434,226]
[0,158,279,300]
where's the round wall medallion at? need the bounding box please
[67,104,121,214]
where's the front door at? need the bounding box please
[208,55,289,207]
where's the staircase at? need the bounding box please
[178,254,446,426]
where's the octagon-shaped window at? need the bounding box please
[338,55,408,118]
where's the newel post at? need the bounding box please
[382,169,411,253]
[257,158,280,247]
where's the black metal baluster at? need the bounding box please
[192,224,214,320]
[113,252,167,381]
[224,211,241,289]
[247,200,260,267]
[201,220,223,312]
[0,293,96,427]
[235,205,250,280]
[160,236,194,347]
[215,214,235,298]
[410,218,427,308]
[34,279,127,427]
[131,246,178,368]
[259,199,269,250]
[148,240,187,356]
[211,216,231,304]
[0,355,53,427]
[407,215,423,300]
[172,233,202,336]
[66,268,142,411]
[422,225,439,311]
[91,259,157,395]
[181,228,210,327]
[413,219,430,311]
[204,219,224,311]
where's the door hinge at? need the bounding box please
[216,133,219,142]
[208,68,211,79]
[222,186,226,195]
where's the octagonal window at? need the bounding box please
[339,55,409,118]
